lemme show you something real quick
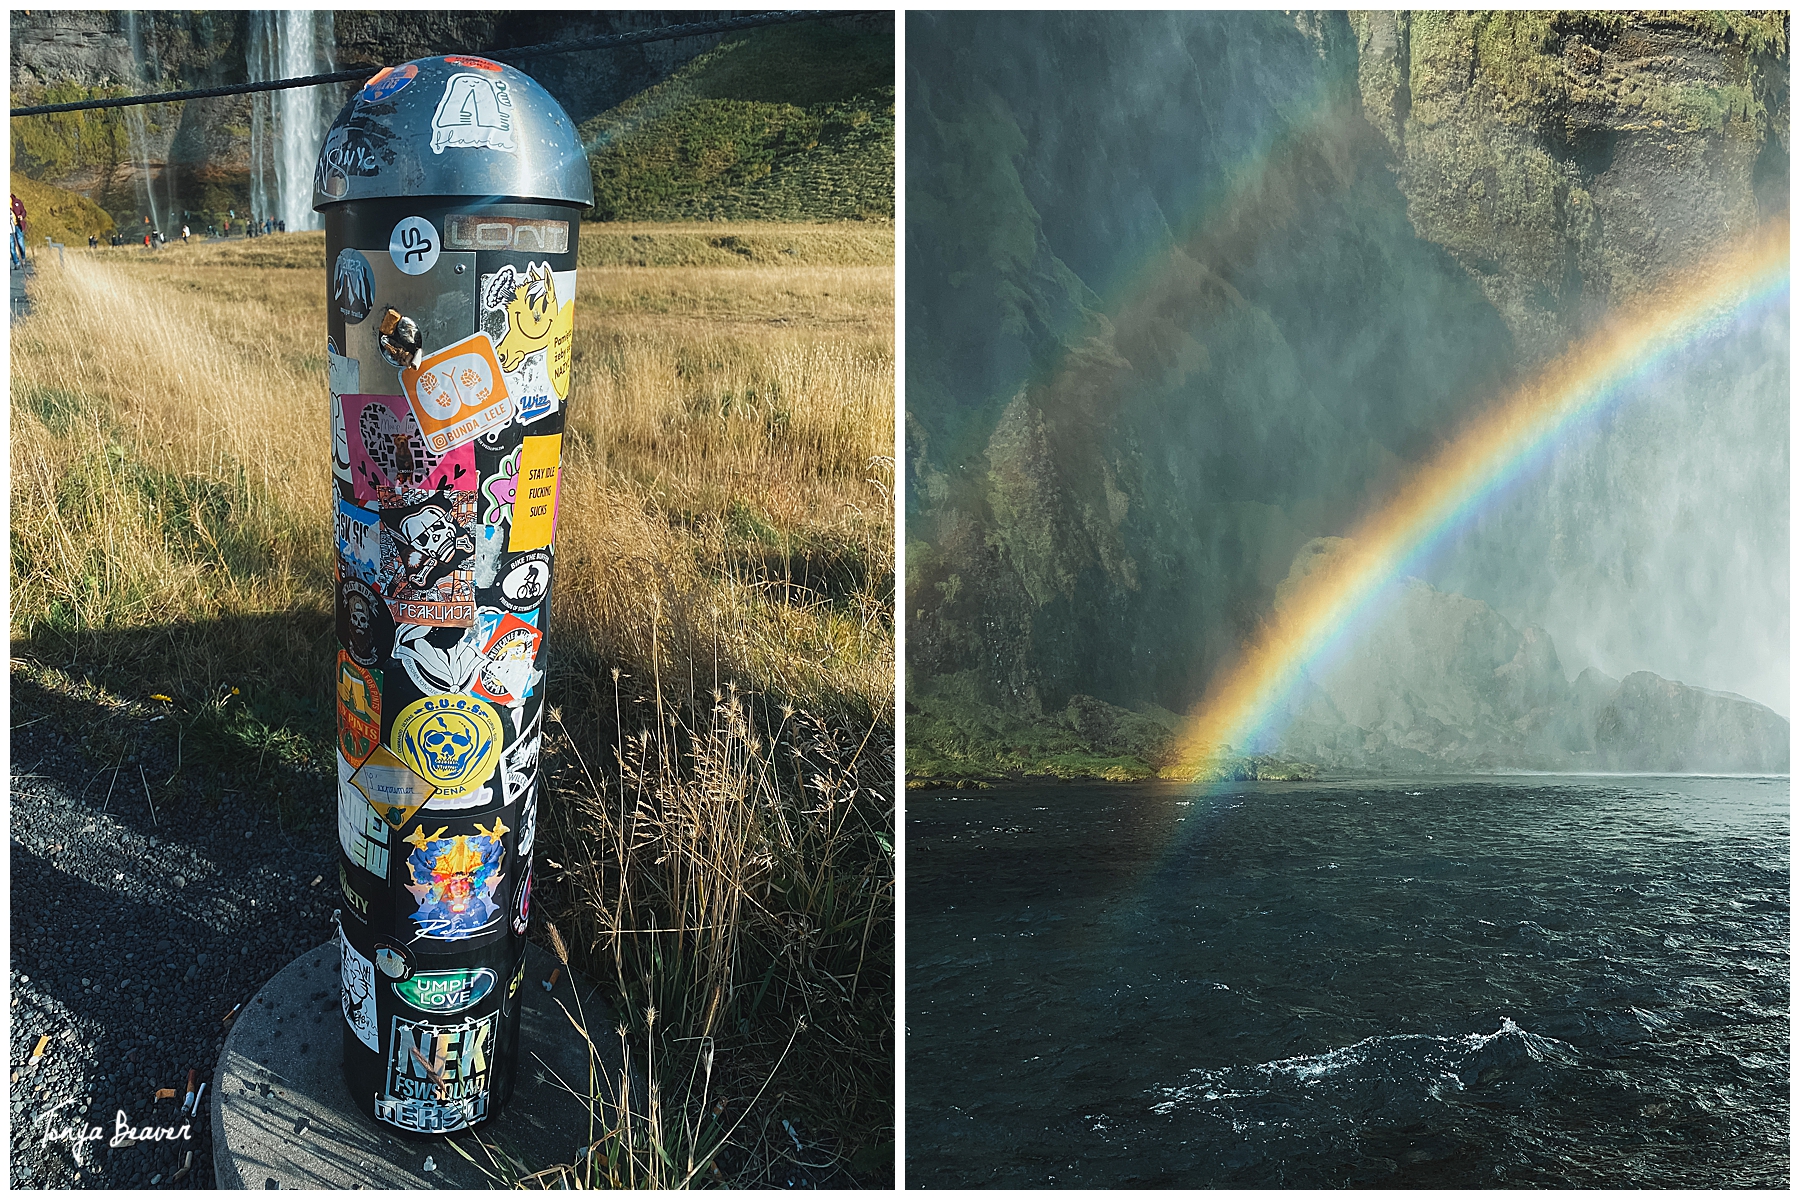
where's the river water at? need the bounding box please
[906,776,1788,1187]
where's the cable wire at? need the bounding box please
[10,10,839,117]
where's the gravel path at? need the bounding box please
[10,673,339,1189]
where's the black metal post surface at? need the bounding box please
[317,55,591,1136]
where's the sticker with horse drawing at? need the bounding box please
[479,263,575,426]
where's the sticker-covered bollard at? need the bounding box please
[315,54,591,1136]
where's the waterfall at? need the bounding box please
[121,12,166,234]
[247,11,337,231]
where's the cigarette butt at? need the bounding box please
[192,1082,207,1114]
[30,1035,49,1061]
[222,1002,243,1025]
[155,1088,176,1100]
[183,1068,197,1112]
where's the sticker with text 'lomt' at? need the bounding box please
[401,333,513,455]
[508,434,562,552]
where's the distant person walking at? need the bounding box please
[181,224,190,243]
[89,234,98,250]
[9,210,21,269]
[11,193,28,267]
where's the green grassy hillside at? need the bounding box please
[578,20,893,222]
[9,172,116,248]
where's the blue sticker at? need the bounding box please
[403,819,509,941]
[361,63,418,105]
[336,497,382,585]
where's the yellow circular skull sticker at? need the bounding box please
[392,693,503,799]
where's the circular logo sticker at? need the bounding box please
[392,694,503,798]
[360,62,418,104]
[393,967,496,1015]
[373,941,414,981]
[498,551,552,613]
[333,248,373,324]
[389,216,439,276]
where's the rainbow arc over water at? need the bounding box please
[1173,218,1790,775]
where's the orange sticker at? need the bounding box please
[508,434,562,552]
[400,333,513,455]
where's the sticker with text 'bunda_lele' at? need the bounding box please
[400,332,513,455]
[508,433,561,552]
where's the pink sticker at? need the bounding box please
[342,394,475,506]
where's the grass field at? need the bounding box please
[10,224,895,1183]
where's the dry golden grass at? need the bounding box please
[11,224,895,1183]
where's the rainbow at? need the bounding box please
[1173,218,1791,776]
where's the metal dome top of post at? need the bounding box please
[313,54,594,211]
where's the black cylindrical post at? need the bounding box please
[315,53,592,1135]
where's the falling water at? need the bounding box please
[247,11,337,231]
[121,12,166,234]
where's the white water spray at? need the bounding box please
[247,11,337,231]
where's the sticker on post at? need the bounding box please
[393,968,497,1016]
[391,693,504,800]
[376,1010,498,1133]
[512,866,532,935]
[350,743,438,830]
[346,393,474,505]
[334,249,375,324]
[430,73,514,154]
[471,612,541,707]
[374,941,414,981]
[336,497,382,586]
[338,575,394,668]
[480,263,575,424]
[336,653,382,765]
[508,434,562,552]
[498,550,551,613]
[482,445,519,529]
[361,63,418,104]
[402,818,509,940]
[341,929,379,1051]
[393,622,483,695]
[340,862,371,923]
[338,752,392,879]
[389,216,440,275]
[380,484,477,627]
[401,333,513,454]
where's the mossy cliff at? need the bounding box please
[905,11,1788,783]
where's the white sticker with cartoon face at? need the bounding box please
[431,73,515,155]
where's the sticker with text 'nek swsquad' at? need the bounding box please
[507,434,561,552]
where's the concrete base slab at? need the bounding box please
[211,940,624,1189]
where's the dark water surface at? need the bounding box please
[906,777,1788,1187]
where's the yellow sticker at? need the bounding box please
[508,434,562,552]
[351,743,437,827]
[391,693,504,800]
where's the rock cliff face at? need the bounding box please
[9,10,736,225]
[906,11,1788,779]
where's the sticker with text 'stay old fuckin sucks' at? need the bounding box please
[380,484,477,627]
[401,333,513,455]
[345,393,474,507]
[508,434,562,552]
[341,928,379,1051]
[336,653,382,766]
[401,816,509,942]
[479,263,575,425]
